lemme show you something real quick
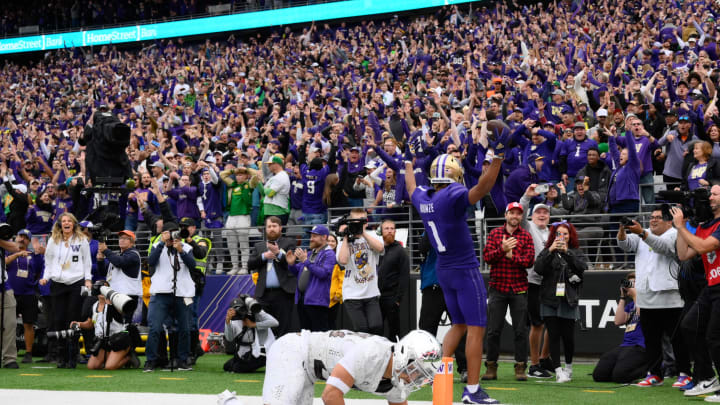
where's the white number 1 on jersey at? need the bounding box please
[427,221,446,253]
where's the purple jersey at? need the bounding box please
[301,164,330,214]
[411,183,478,270]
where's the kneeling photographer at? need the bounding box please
[223,294,278,373]
[672,184,720,398]
[593,272,647,383]
[71,281,140,370]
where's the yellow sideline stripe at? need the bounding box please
[20,373,43,376]
[485,387,518,391]
[86,375,113,378]
[583,390,615,393]
[234,379,261,383]
[159,377,187,381]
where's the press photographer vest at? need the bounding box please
[107,248,142,296]
[696,220,720,287]
[191,234,211,274]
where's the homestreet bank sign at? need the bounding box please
[0,26,158,52]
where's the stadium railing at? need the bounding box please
[79,207,656,274]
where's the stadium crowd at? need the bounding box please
[4,0,720,402]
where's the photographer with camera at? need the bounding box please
[593,272,647,383]
[336,208,384,335]
[144,222,196,372]
[71,281,139,370]
[38,213,92,369]
[673,185,720,399]
[178,217,211,364]
[97,230,141,323]
[617,208,690,387]
[223,294,278,373]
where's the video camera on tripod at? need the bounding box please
[657,188,713,227]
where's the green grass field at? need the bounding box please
[0,354,702,404]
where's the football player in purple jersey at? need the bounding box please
[404,127,510,404]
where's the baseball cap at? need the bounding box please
[527,153,544,162]
[151,161,165,169]
[79,221,93,228]
[17,229,32,239]
[365,161,377,170]
[665,109,678,116]
[164,222,180,232]
[573,122,586,129]
[596,108,608,117]
[179,217,195,227]
[118,230,136,241]
[678,115,692,122]
[310,225,330,236]
[264,153,284,166]
[531,204,550,214]
[552,89,565,96]
[350,146,362,152]
[506,202,524,213]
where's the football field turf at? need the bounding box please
[0,355,699,404]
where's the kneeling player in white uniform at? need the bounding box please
[262,329,441,405]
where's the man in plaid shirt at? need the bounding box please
[481,202,535,381]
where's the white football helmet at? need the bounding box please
[429,154,464,184]
[392,330,442,395]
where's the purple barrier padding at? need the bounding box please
[198,275,256,332]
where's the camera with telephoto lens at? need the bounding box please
[82,281,135,317]
[230,294,261,321]
[332,214,367,239]
[620,278,634,290]
[47,323,81,339]
[657,188,713,227]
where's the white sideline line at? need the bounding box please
[0,389,447,404]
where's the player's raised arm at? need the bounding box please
[403,144,417,199]
[468,128,508,205]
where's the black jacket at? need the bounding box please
[377,241,410,303]
[534,247,587,308]
[3,180,29,234]
[98,246,141,279]
[248,236,297,297]
[576,161,612,202]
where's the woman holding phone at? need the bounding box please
[534,221,587,383]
